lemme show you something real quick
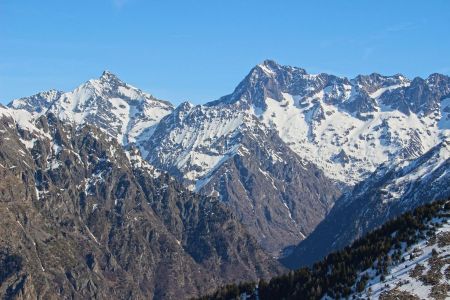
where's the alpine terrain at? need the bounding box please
[2,60,450,299]
[0,106,283,299]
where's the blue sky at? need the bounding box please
[1,1,449,105]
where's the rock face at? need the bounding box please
[283,138,450,269]
[142,103,340,256]
[198,123,339,256]
[0,108,283,299]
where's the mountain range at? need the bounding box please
[1,60,450,299]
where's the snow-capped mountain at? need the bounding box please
[11,63,449,189]
[283,137,450,269]
[207,60,450,185]
[141,101,249,187]
[8,71,174,146]
[137,61,449,255]
[7,62,450,257]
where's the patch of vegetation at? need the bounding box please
[429,283,450,300]
[437,232,450,247]
[419,249,448,286]
[409,264,425,278]
[445,265,450,280]
[379,288,420,300]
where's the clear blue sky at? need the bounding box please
[1,1,449,105]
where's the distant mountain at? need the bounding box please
[9,89,63,113]
[208,60,449,185]
[0,107,283,299]
[13,63,450,187]
[8,71,174,146]
[283,137,450,269]
[199,199,450,300]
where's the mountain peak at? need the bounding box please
[256,59,306,75]
[207,61,309,107]
[99,70,122,83]
[255,60,279,76]
[259,59,279,68]
[177,101,195,110]
[101,69,114,77]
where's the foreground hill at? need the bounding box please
[199,199,450,300]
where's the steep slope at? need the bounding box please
[283,137,450,269]
[357,219,450,299]
[142,103,340,256]
[199,122,339,256]
[0,107,283,299]
[8,71,174,146]
[199,200,450,300]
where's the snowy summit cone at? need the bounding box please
[7,70,174,146]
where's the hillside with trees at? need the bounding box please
[198,199,450,300]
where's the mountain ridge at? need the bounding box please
[6,61,450,257]
[8,71,174,147]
